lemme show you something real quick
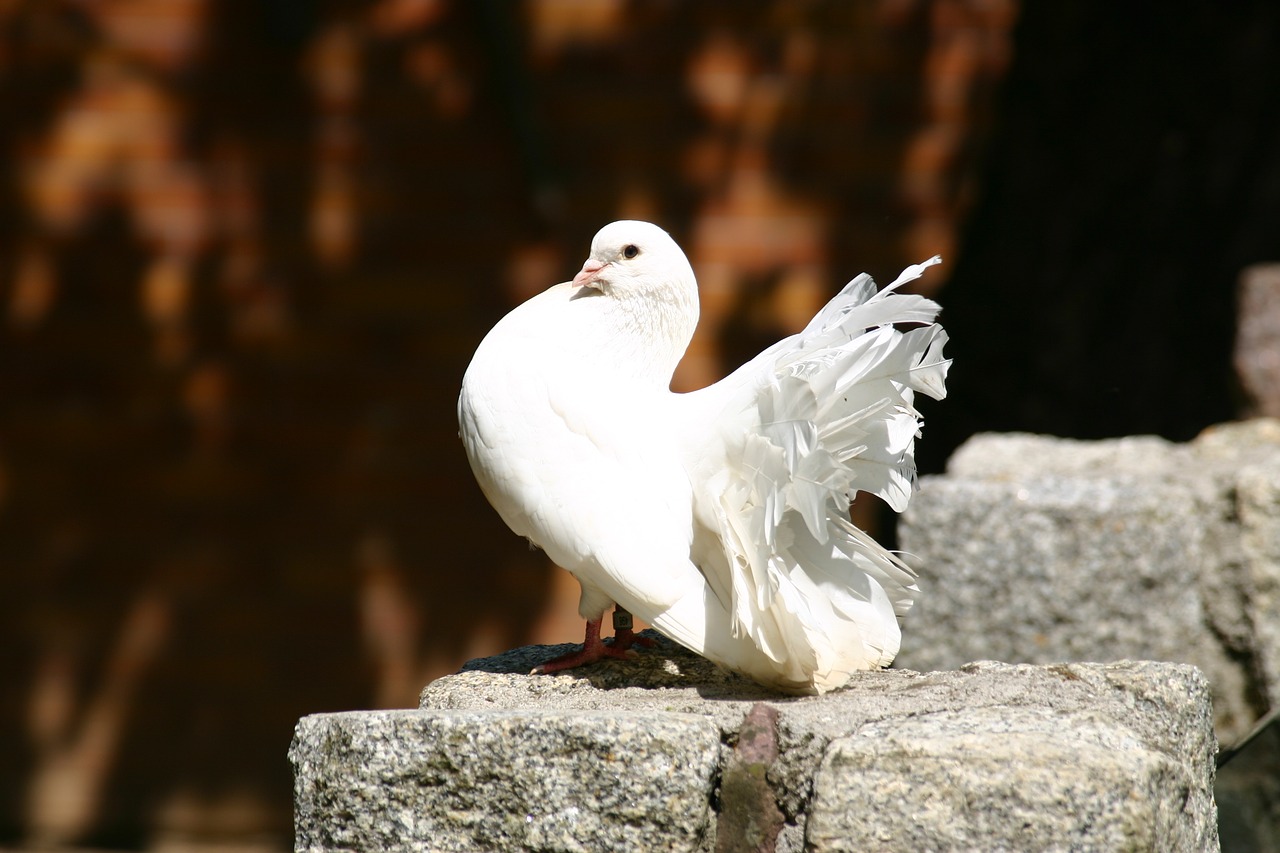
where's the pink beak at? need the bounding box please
[572,258,607,288]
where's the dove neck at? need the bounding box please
[591,282,698,389]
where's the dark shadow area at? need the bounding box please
[457,630,801,704]
[921,3,1280,472]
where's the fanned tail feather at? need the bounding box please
[687,257,949,691]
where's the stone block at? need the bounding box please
[808,703,1200,852]
[1236,264,1280,418]
[290,707,720,852]
[291,636,1219,851]
[1236,455,1280,709]
[897,420,1280,741]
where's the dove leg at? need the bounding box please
[530,607,653,674]
[610,606,656,651]
[530,617,623,674]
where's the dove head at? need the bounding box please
[574,220,696,295]
[572,220,700,381]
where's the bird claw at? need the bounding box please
[530,642,639,675]
[529,611,654,675]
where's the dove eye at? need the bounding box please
[622,244,640,260]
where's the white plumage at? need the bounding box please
[458,221,949,693]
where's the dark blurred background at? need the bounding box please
[1,0,1276,849]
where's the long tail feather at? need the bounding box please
[679,258,949,691]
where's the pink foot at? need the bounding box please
[530,608,653,674]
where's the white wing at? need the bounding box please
[672,257,950,691]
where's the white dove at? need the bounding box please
[458,221,949,693]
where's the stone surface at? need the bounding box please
[290,704,720,852]
[289,636,1219,851]
[1236,264,1280,418]
[808,709,1196,852]
[897,419,1280,742]
[1236,455,1280,711]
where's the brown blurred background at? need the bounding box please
[2,1,1277,849]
